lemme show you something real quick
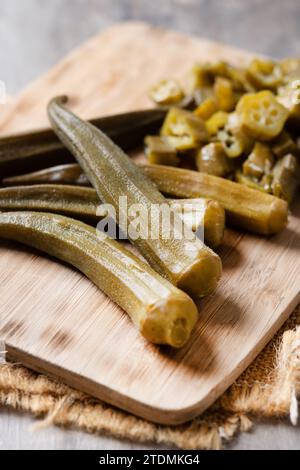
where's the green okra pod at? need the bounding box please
[47,96,222,298]
[0,109,165,177]
[0,184,225,248]
[2,163,89,187]
[3,161,287,235]
[0,211,198,348]
[142,164,288,235]
[0,184,101,223]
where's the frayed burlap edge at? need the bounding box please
[0,305,299,450]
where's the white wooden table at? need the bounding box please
[1,408,299,450]
[1,0,300,450]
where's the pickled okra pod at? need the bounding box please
[48,96,221,298]
[3,161,288,234]
[0,184,225,248]
[141,164,288,235]
[0,184,102,224]
[2,163,90,187]
[0,211,198,348]
[0,109,166,177]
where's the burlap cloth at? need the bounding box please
[1,304,299,449]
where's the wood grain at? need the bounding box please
[0,22,299,425]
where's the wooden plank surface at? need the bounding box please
[0,22,299,425]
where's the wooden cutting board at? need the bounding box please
[0,22,299,425]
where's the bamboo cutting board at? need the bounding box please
[0,22,299,425]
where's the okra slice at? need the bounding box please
[188,61,229,91]
[236,91,288,140]
[160,107,208,150]
[188,63,215,90]
[216,112,253,158]
[0,109,166,176]
[142,164,288,235]
[277,82,300,125]
[0,211,198,348]
[48,96,221,298]
[271,131,299,158]
[194,97,218,121]
[205,111,229,136]
[246,59,282,90]
[242,143,274,179]
[214,77,236,112]
[280,58,300,82]
[271,154,300,203]
[227,66,255,93]
[235,170,269,193]
[144,136,179,166]
[195,142,234,177]
[149,79,184,105]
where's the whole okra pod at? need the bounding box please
[48,96,222,298]
[2,163,89,187]
[0,109,165,176]
[0,184,225,248]
[142,164,288,235]
[0,211,198,348]
[4,162,288,235]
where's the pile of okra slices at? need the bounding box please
[146,58,300,204]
